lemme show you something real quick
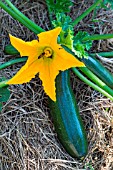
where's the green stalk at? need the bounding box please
[0,57,27,70]
[90,51,113,57]
[72,67,113,101]
[72,0,102,26]
[0,1,44,34]
[0,80,9,88]
[83,33,113,41]
[5,0,44,33]
[80,67,113,97]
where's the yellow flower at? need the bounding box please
[7,27,85,101]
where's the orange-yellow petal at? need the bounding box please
[37,27,61,45]
[39,60,59,101]
[7,60,41,84]
[9,34,39,57]
[52,44,85,71]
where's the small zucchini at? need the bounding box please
[82,56,113,88]
[49,70,88,158]
[4,44,19,55]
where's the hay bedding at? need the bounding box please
[0,0,113,169]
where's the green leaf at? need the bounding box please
[73,31,92,58]
[0,87,10,102]
[60,28,74,49]
[46,0,73,13]
[0,78,10,111]
[52,13,73,31]
[52,13,74,49]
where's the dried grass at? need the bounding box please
[0,0,113,170]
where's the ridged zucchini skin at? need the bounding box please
[49,70,88,158]
[4,45,19,55]
[82,56,113,88]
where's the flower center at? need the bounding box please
[43,47,53,58]
[38,47,53,59]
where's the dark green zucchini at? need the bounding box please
[4,44,19,55]
[82,56,113,89]
[49,70,88,158]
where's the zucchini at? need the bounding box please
[82,56,113,88]
[4,44,19,55]
[49,70,88,158]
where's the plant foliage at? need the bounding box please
[73,31,92,58]
[52,13,74,49]
[46,0,73,13]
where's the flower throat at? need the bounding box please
[38,47,53,59]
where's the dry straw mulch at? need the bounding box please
[0,0,113,170]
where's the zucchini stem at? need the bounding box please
[0,57,27,71]
[0,0,44,34]
[83,33,113,41]
[72,0,102,26]
[90,51,113,57]
[80,67,113,97]
[72,67,113,101]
